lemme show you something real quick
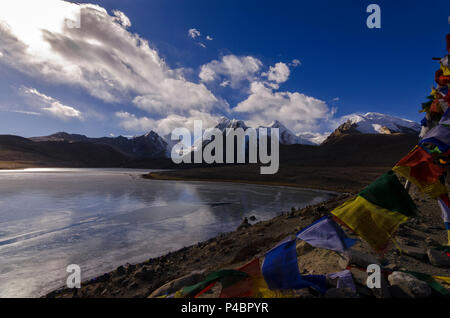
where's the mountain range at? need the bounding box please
[0,112,420,169]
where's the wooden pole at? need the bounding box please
[404,180,411,192]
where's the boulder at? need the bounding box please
[427,248,450,268]
[148,270,206,298]
[388,271,431,298]
[402,246,427,261]
[339,250,381,268]
[237,217,251,230]
[134,266,155,282]
[349,267,390,298]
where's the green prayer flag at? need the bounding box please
[358,171,417,217]
[181,269,248,297]
[403,271,449,297]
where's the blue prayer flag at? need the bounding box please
[296,216,357,253]
[261,238,328,294]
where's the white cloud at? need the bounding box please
[21,87,82,120]
[0,1,221,117]
[233,81,334,133]
[220,80,230,87]
[113,10,131,28]
[206,35,213,41]
[132,79,219,115]
[290,59,301,67]
[262,62,290,84]
[198,42,207,48]
[332,97,340,102]
[116,110,219,135]
[42,101,82,120]
[188,28,201,39]
[199,55,262,88]
[11,110,41,116]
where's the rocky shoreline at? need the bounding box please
[46,181,450,298]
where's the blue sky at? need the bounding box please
[0,0,449,139]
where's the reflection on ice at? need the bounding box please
[0,168,336,297]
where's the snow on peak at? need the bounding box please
[216,117,248,130]
[345,112,420,134]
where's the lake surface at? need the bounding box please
[0,168,336,297]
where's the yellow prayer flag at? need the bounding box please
[331,196,408,252]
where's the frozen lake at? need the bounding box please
[0,168,335,297]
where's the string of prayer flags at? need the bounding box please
[296,216,357,253]
[393,146,447,198]
[327,270,356,292]
[261,238,328,294]
[331,171,415,252]
[180,269,248,298]
[438,197,450,246]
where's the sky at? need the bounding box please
[0,0,449,139]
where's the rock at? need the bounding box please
[388,271,431,298]
[249,215,257,221]
[96,273,111,283]
[427,248,450,268]
[292,288,315,298]
[237,217,251,230]
[425,237,439,247]
[349,267,390,298]
[402,246,428,261]
[324,288,359,298]
[134,266,155,282]
[339,250,380,269]
[148,270,207,298]
[349,268,367,286]
[383,263,398,272]
[125,263,136,274]
[115,265,125,276]
[127,280,139,289]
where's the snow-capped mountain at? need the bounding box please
[297,132,329,145]
[215,117,249,131]
[324,112,420,144]
[344,112,421,134]
[259,120,316,145]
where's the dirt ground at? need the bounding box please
[46,177,450,298]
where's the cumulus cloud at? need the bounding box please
[233,81,334,133]
[206,35,213,41]
[116,110,219,135]
[262,62,290,84]
[132,79,219,115]
[0,0,337,136]
[21,87,82,120]
[113,10,131,28]
[199,55,262,88]
[188,28,201,39]
[0,1,221,116]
